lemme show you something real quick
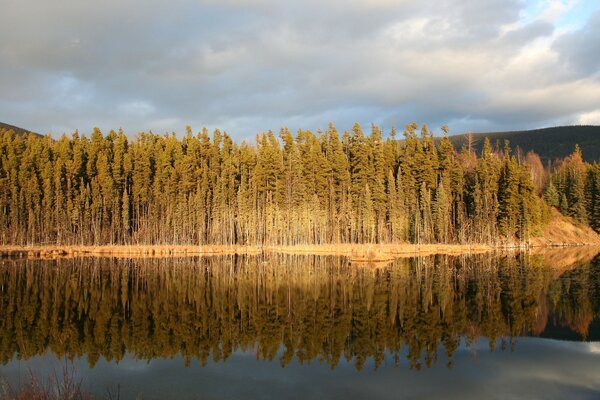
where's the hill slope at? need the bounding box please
[0,122,39,137]
[531,208,600,247]
[449,125,600,163]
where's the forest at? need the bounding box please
[0,123,598,246]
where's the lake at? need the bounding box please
[1,250,599,399]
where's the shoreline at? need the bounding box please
[1,242,598,260]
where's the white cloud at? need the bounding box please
[578,110,600,125]
[540,0,576,22]
[0,0,598,138]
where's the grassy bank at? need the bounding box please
[0,244,261,259]
[2,242,599,261]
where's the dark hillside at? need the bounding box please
[448,126,600,163]
[0,122,39,137]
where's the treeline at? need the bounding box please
[543,145,600,232]
[1,254,597,370]
[1,122,593,246]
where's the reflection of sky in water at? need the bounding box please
[2,338,599,400]
[586,342,600,354]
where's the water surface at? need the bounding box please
[1,251,599,399]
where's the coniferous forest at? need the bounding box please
[1,123,598,246]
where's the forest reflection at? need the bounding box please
[1,252,599,371]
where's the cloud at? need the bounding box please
[553,9,600,77]
[0,0,599,138]
[539,0,576,22]
[118,101,155,118]
[501,20,554,46]
[578,110,600,125]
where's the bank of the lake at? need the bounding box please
[1,242,600,261]
[0,243,491,259]
[3,207,598,260]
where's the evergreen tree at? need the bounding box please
[586,164,600,232]
[433,177,451,243]
[544,180,559,208]
[568,146,588,223]
[497,143,521,238]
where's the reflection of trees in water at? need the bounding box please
[0,254,598,370]
[547,258,599,337]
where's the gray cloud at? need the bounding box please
[0,0,599,138]
[553,10,600,78]
[502,20,554,47]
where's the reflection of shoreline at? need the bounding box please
[1,243,599,261]
[529,245,600,274]
[0,253,598,371]
[535,318,600,342]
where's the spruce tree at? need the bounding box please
[497,143,521,239]
[544,180,559,208]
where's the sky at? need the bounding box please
[1,0,599,140]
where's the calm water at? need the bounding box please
[1,251,599,399]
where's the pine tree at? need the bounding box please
[559,193,569,215]
[517,164,540,240]
[324,123,350,243]
[497,143,521,239]
[369,124,387,242]
[349,123,372,242]
[543,180,559,208]
[433,177,451,243]
[568,146,587,223]
[586,164,600,232]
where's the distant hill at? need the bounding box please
[448,125,600,163]
[0,122,40,137]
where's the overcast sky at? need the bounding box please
[1,0,599,140]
